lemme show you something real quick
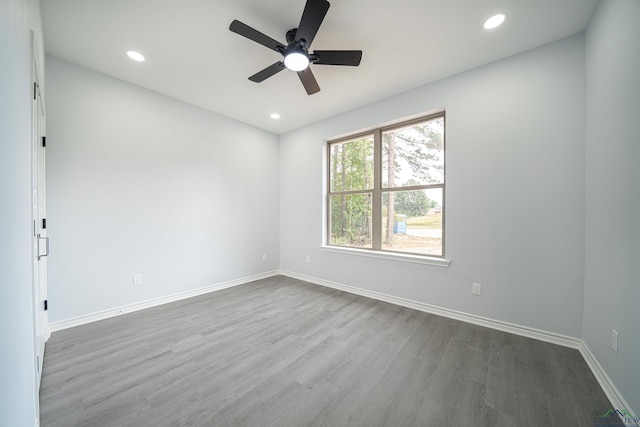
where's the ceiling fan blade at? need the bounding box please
[295,0,330,48]
[229,20,285,53]
[297,67,321,95]
[313,50,362,66]
[249,62,286,82]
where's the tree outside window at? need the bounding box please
[328,113,445,257]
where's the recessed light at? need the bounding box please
[270,113,281,120]
[484,13,506,30]
[126,50,145,62]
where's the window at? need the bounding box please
[327,112,445,257]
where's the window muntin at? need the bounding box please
[328,113,445,257]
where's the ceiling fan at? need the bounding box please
[229,0,362,95]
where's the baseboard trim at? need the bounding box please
[48,270,280,332]
[280,270,582,349]
[579,342,634,415]
[279,269,632,414]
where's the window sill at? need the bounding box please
[320,245,451,267]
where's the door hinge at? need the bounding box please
[33,82,37,100]
[42,218,47,229]
[44,300,48,311]
[42,136,46,147]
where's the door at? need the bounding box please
[31,45,48,390]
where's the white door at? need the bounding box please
[31,53,48,390]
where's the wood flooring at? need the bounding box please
[40,275,610,426]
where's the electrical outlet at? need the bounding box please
[262,253,267,262]
[472,282,482,296]
[133,274,142,285]
[611,329,618,352]
[305,256,311,264]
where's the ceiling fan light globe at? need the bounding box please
[284,52,309,71]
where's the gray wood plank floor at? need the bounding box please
[40,275,611,426]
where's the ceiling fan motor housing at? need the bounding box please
[286,28,298,44]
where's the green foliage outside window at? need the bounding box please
[328,114,445,256]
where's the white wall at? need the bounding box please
[584,0,640,414]
[279,35,586,338]
[46,56,280,322]
[0,0,45,425]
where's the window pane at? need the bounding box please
[330,136,374,192]
[382,117,444,188]
[381,188,443,256]
[329,193,372,248]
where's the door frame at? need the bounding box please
[31,31,48,397]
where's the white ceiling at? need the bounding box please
[42,0,598,134]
